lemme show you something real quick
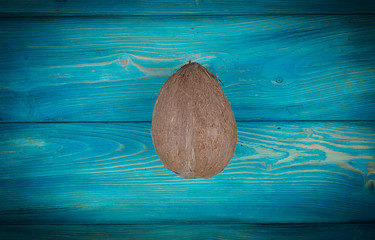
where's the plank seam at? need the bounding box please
[1,13,375,18]
[1,221,375,226]
[0,120,374,124]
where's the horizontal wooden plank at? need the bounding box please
[0,0,375,15]
[0,16,375,122]
[0,122,374,224]
[1,223,375,240]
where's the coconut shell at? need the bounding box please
[151,62,237,179]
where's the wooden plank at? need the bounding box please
[1,224,375,240]
[0,0,375,16]
[1,16,375,122]
[0,122,374,224]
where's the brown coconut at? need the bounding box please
[151,61,237,179]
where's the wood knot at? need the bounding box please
[121,58,128,67]
[274,75,283,84]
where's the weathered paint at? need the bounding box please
[1,224,375,240]
[0,0,375,236]
[0,16,374,121]
[0,0,374,15]
[0,122,374,224]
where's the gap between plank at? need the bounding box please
[0,13,375,19]
[1,221,375,226]
[0,120,374,124]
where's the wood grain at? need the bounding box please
[0,0,375,16]
[1,224,375,240]
[0,16,375,122]
[0,122,374,224]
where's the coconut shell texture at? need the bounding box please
[151,62,237,179]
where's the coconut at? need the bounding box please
[151,61,237,179]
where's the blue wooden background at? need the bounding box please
[1,0,375,239]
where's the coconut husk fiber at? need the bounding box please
[151,61,237,179]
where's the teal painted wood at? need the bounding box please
[0,122,374,224]
[0,0,375,16]
[1,224,375,240]
[0,16,375,122]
